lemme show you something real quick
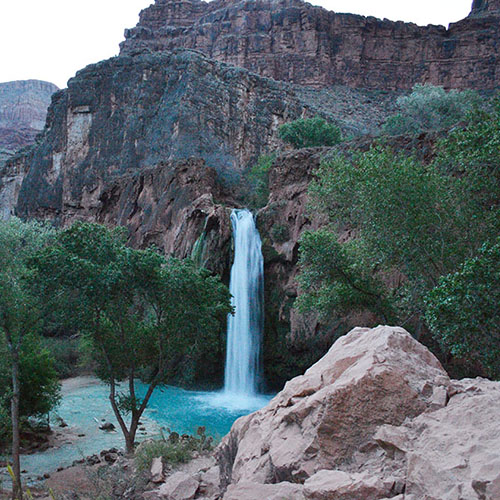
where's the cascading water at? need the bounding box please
[224,209,264,397]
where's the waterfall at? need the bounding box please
[224,209,264,396]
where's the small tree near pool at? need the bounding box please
[33,222,231,453]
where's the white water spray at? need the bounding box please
[224,209,264,397]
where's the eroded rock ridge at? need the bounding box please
[120,0,500,90]
[0,80,58,153]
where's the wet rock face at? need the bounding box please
[120,0,500,90]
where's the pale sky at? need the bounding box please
[0,0,473,89]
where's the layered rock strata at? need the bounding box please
[0,80,58,153]
[120,0,500,90]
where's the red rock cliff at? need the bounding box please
[120,0,500,90]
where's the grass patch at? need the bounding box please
[135,427,215,472]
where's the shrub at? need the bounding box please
[383,84,480,135]
[135,427,214,472]
[246,154,275,209]
[279,116,342,148]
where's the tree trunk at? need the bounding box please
[108,375,158,455]
[127,415,139,455]
[11,349,23,500]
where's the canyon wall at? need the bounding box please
[0,80,58,219]
[120,0,500,90]
[2,0,499,385]
[0,80,58,153]
[7,48,398,225]
[13,50,306,222]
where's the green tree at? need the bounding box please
[297,100,499,374]
[383,84,480,135]
[425,239,500,378]
[296,229,392,322]
[306,148,477,316]
[0,218,59,500]
[434,98,500,222]
[33,222,231,453]
[279,116,342,148]
[0,335,60,422]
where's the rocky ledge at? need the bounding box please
[145,325,500,500]
[120,0,500,90]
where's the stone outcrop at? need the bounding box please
[0,80,58,154]
[216,325,449,487]
[0,156,26,220]
[7,49,299,223]
[120,0,500,90]
[8,49,396,224]
[95,159,234,278]
[0,80,58,219]
[147,325,499,500]
[470,0,500,17]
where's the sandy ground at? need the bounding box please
[60,375,101,396]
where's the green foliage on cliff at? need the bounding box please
[245,154,276,209]
[32,222,231,451]
[297,102,500,376]
[296,230,392,322]
[279,116,342,148]
[383,84,480,135]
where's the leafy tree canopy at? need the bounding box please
[32,222,231,452]
[297,101,499,377]
[279,116,342,148]
[425,239,500,379]
[0,218,60,458]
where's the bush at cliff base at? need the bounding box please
[425,239,500,379]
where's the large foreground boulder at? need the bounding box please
[148,325,500,500]
[214,325,500,500]
[217,325,450,486]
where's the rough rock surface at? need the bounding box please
[0,80,58,153]
[216,325,449,487]
[151,457,164,483]
[6,49,397,225]
[0,156,26,220]
[157,472,199,500]
[120,0,500,90]
[470,0,500,17]
[144,325,500,499]
[207,325,500,500]
[95,159,234,278]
